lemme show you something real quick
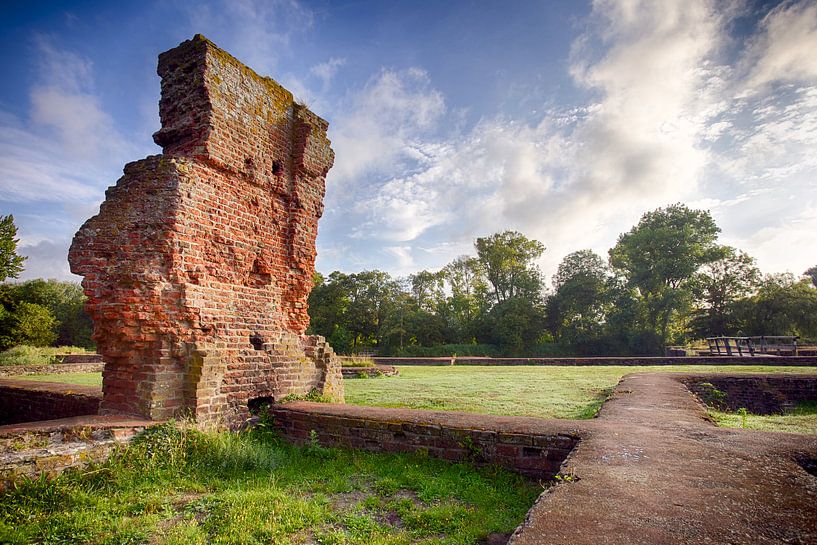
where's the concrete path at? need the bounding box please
[510,373,817,545]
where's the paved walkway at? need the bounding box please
[510,373,817,545]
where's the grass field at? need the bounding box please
[0,422,538,545]
[345,365,817,420]
[11,365,817,430]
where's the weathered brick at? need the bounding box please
[68,35,343,427]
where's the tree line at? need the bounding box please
[308,204,817,356]
[0,216,93,350]
[0,207,815,356]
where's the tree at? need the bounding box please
[0,215,26,282]
[481,297,546,356]
[733,274,817,338]
[0,302,58,349]
[805,265,817,288]
[409,270,446,312]
[548,250,610,341]
[609,204,722,348]
[474,231,545,306]
[439,256,488,343]
[688,248,760,337]
[7,279,94,348]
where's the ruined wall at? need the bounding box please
[68,35,343,427]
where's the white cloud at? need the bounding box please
[328,0,728,276]
[311,57,346,89]
[186,0,313,77]
[0,38,129,204]
[17,239,78,281]
[0,38,131,279]
[322,0,817,281]
[744,1,817,91]
[383,246,415,273]
[329,68,446,184]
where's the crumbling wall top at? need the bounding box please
[152,34,333,180]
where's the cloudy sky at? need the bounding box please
[1,0,816,284]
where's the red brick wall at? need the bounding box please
[271,402,580,478]
[68,35,343,427]
[685,375,817,414]
[0,381,101,425]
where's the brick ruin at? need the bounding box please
[68,35,343,427]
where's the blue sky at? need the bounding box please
[1,0,816,284]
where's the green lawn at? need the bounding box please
[709,401,817,435]
[0,422,538,545]
[12,365,817,427]
[345,365,817,420]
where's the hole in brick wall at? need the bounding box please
[248,396,274,415]
[249,333,265,350]
[249,257,272,286]
[272,160,283,175]
[797,456,817,477]
[522,446,544,457]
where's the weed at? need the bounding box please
[697,382,727,409]
[279,388,333,403]
[737,407,748,428]
[458,435,483,462]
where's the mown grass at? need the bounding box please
[14,365,817,422]
[708,401,817,435]
[0,345,92,366]
[345,365,817,420]
[0,421,539,545]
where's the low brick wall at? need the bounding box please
[0,362,104,378]
[271,402,581,478]
[369,356,817,366]
[0,415,151,489]
[0,380,102,425]
[684,374,817,414]
[341,365,399,378]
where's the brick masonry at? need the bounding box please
[271,402,581,478]
[0,416,149,489]
[684,374,817,414]
[68,35,343,427]
[340,365,399,378]
[0,380,102,426]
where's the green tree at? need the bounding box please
[7,279,93,348]
[439,256,488,343]
[308,271,353,353]
[475,230,545,306]
[409,270,446,312]
[480,297,546,356]
[804,265,817,288]
[0,215,26,282]
[0,301,58,349]
[609,204,722,349]
[734,274,817,338]
[688,248,760,337]
[548,250,611,343]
